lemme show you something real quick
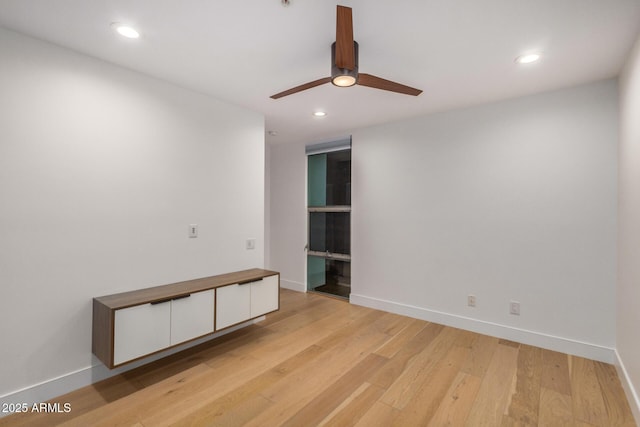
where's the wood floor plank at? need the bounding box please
[593,361,636,426]
[464,342,519,426]
[502,344,543,425]
[372,312,417,337]
[427,371,482,427]
[259,296,349,334]
[380,326,460,409]
[353,401,401,427]
[374,318,428,358]
[454,329,478,349]
[281,353,388,427]
[1,289,635,427]
[318,382,386,427]
[390,344,471,425]
[541,348,572,396]
[539,386,575,426]
[461,333,500,378]
[369,322,444,389]
[230,309,345,361]
[571,356,610,426]
[257,290,328,327]
[202,395,273,427]
[312,310,398,349]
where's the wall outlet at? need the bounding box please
[246,238,256,250]
[510,301,521,315]
[189,224,198,238]
[467,295,476,307]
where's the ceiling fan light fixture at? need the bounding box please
[332,75,357,87]
[331,41,359,87]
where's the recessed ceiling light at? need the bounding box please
[515,53,541,64]
[111,23,140,39]
[313,111,327,117]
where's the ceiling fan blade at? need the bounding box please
[335,5,355,70]
[357,73,422,96]
[270,77,332,99]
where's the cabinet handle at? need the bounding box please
[238,279,256,285]
[172,294,191,301]
[150,298,172,305]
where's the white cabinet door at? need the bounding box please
[250,275,279,318]
[216,283,251,330]
[170,289,215,345]
[114,302,171,366]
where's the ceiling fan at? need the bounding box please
[270,5,422,99]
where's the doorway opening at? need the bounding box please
[306,142,351,300]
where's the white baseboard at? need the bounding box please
[614,349,640,425]
[0,319,260,418]
[349,293,616,363]
[280,278,305,292]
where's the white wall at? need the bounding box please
[349,80,619,361]
[0,27,265,403]
[268,142,307,291]
[617,32,640,420]
[266,80,618,361]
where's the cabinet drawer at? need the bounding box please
[171,289,215,345]
[251,275,279,318]
[215,283,251,330]
[114,302,171,366]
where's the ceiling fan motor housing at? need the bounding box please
[331,41,359,86]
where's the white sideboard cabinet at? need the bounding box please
[93,269,279,368]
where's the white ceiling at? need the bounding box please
[1,0,639,145]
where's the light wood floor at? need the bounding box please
[1,289,636,426]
